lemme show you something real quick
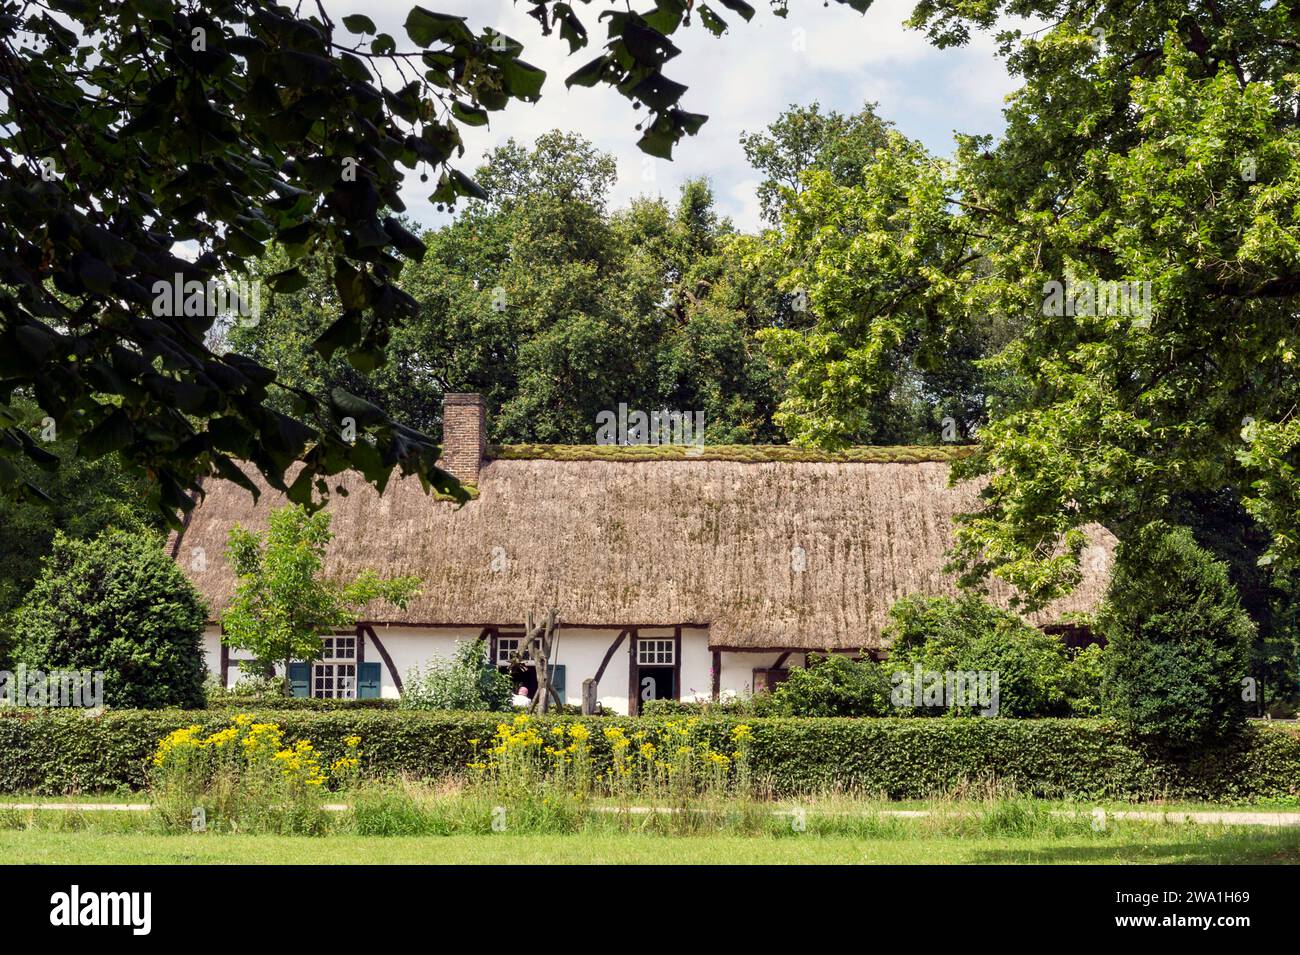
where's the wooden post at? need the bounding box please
[581,678,599,715]
[516,608,563,714]
[711,650,721,702]
[628,628,639,715]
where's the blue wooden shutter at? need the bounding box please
[358,662,382,699]
[288,662,310,698]
[549,665,565,695]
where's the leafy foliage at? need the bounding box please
[766,654,893,717]
[740,100,893,225]
[0,0,872,521]
[884,5,1300,610]
[884,595,1102,718]
[717,6,1300,697]
[205,694,396,710]
[0,401,161,664]
[12,530,207,708]
[221,504,419,686]
[232,131,783,444]
[760,597,1103,719]
[753,130,1004,447]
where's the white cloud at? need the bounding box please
[728,177,764,233]
[323,0,1018,232]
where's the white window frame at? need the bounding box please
[496,636,528,667]
[637,638,675,666]
[313,634,357,699]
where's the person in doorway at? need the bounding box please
[511,685,531,708]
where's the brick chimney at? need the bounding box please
[441,393,486,483]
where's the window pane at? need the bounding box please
[638,640,674,665]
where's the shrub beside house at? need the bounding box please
[12,530,206,709]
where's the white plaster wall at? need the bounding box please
[201,625,223,686]
[202,624,304,689]
[363,626,482,700]
[678,627,714,703]
[717,651,806,699]
[550,628,627,713]
[370,626,719,714]
[202,624,799,710]
[365,626,634,708]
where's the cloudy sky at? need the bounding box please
[331,0,1020,232]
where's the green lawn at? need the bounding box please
[3,826,1299,864]
[5,791,1300,864]
[5,793,1300,813]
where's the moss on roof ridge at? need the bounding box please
[487,443,977,464]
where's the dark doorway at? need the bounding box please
[493,632,536,699]
[638,666,676,705]
[503,663,538,697]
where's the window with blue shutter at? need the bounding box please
[288,662,310,698]
[358,662,382,699]
[549,664,565,695]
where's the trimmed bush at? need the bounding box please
[12,531,207,708]
[1,709,1297,802]
[1101,525,1254,749]
[642,698,765,717]
[204,696,398,711]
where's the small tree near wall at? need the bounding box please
[222,505,419,694]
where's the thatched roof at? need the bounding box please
[173,453,1114,650]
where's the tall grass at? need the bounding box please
[0,785,1283,845]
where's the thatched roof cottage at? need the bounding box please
[173,394,1115,713]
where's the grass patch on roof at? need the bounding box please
[487,444,977,464]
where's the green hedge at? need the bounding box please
[204,696,399,711]
[642,699,764,717]
[2,709,1297,801]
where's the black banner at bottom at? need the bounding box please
[0,864,1283,940]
